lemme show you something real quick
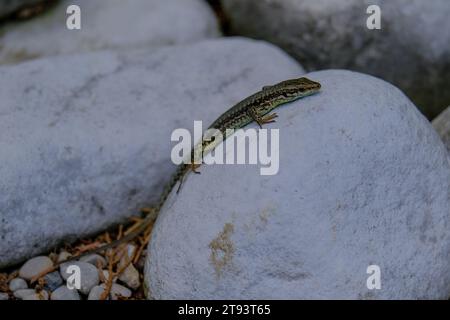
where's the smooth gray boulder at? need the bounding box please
[433,106,450,154]
[0,0,43,19]
[60,261,99,295]
[0,0,219,65]
[0,37,305,268]
[145,70,450,299]
[221,0,450,119]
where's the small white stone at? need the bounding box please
[51,286,80,300]
[60,261,99,295]
[116,244,140,289]
[9,278,28,291]
[88,284,108,300]
[0,292,9,300]
[13,289,36,299]
[23,290,49,300]
[19,256,53,280]
[110,283,132,300]
[101,270,117,283]
[57,251,72,263]
[80,254,107,268]
[124,245,137,261]
[118,264,140,290]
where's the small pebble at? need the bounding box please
[125,244,137,260]
[51,286,80,300]
[80,254,107,268]
[0,292,9,300]
[102,270,117,283]
[60,261,99,295]
[43,271,64,291]
[88,284,108,300]
[9,278,28,291]
[13,289,36,299]
[57,251,72,263]
[23,290,49,300]
[118,263,140,290]
[110,283,132,300]
[116,244,140,289]
[118,245,137,265]
[19,256,54,280]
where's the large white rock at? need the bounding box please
[433,106,450,154]
[0,38,305,268]
[146,70,450,299]
[0,0,219,65]
[221,0,450,119]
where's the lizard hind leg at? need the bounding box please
[260,112,278,125]
[190,162,201,174]
[248,107,277,128]
[176,162,201,194]
[176,165,198,194]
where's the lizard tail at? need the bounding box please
[55,209,158,267]
[56,164,189,267]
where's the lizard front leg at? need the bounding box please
[248,106,278,128]
[260,112,278,124]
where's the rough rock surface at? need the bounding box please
[0,38,305,267]
[0,0,219,65]
[222,0,450,119]
[146,70,450,299]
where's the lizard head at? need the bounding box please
[274,77,321,100]
[258,77,321,115]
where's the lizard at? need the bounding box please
[56,77,321,266]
